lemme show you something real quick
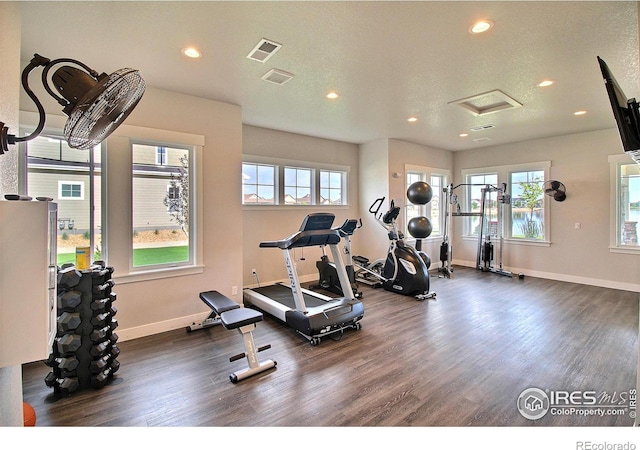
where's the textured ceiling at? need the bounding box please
[17,1,640,151]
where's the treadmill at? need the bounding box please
[243,213,364,345]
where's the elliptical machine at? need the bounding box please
[353,196,435,300]
[312,218,363,298]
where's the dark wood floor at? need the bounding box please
[22,267,639,427]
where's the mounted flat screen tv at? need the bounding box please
[597,56,640,164]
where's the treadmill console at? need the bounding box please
[260,213,341,249]
[299,213,335,231]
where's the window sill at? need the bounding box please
[504,238,551,247]
[114,264,205,284]
[609,246,640,255]
[461,236,551,247]
[243,204,350,211]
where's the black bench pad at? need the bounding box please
[199,290,240,314]
[221,308,263,329]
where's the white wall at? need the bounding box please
[452,129,640,291]
[355,138,455,267]
[356,139,391,261]
[0,1,24,428]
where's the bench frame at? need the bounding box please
[195,290,277,383]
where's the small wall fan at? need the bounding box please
[1,53,145,154]
[543,180,567,202]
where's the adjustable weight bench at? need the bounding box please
[198,290,277,383]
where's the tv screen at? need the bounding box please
[597,56,640,164]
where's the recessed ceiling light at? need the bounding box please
[574,110,587,116]
[326,92,339,99]
[407,117,418,122]
[459,133,469,137]
[182,47,201,58]
[469,20,494,34]
[537,80,555,87]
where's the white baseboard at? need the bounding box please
[449,259,640,293]
[117,312,212,342]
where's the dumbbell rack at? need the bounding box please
[45,261,119,395]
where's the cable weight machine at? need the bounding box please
[440,183,512,278]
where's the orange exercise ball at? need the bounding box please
[23,402,36,426]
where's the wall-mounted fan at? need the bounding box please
[543,180,567,202]
[1,53,145,154]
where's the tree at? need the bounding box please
[518,178,543,238]
[163,154,189,237]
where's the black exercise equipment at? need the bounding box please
[441,183,512,278]
[45,261,120,395]
[198,290,276,383]
[243,213,364,346]
[311,218,363,299]
[354,198,435,300]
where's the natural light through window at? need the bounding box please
[132,143,192,268]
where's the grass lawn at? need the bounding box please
[58,246,189,267]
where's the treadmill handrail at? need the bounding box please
[260,228,342,250]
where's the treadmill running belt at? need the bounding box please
[251,284,329,309]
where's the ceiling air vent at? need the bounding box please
[247,38,282,63]
[261,68,294,85]
[449,89,522,116]
[470,124,496,132]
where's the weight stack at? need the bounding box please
[45,261,119,395]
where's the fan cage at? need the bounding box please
[543,180,567,202]
[64,68,145,150]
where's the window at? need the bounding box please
[429,174,444,236]
[23,134,102,265]
[320,170,345,205]
[242,163,276,204]
[156,147,167,165]
[465,173,498,236]
[132,143,192,268]
[405,165,449,238]
[243,158,348,206]
[610,155,640,250]
[462,162,550,243]
[511,170,545,240]
[59,182,83,199]
[166,185,181,213]
[284,167,312,205]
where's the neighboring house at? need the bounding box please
[25,136,186,233]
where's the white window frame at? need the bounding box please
[319,169,347,205]
[509,169,547,242]
[242,155,349,208]
[20,129,100,265]
[461,161,551,246]
[156,147,167,165]
[609,154,640,254]
[242,162,277,205]
[283,166,314,205]
[404,164,450,241]
[58,180,84,200]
